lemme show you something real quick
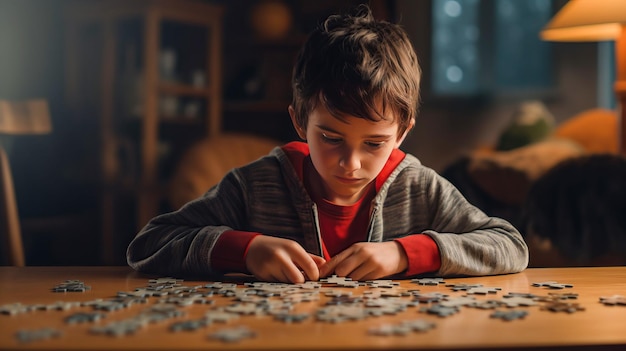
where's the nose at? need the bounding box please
[339,148,361,173]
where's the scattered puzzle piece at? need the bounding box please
[411,292,448,304]
[439,296,477,308]
[473,299,503,310]
[320,275,362,288]
[445,283,483,292]
[208,326,256,343]
[297,281,323,289]
[368,323,411,336]
[531,281,573,289]
[0,303,30,315]
[15,328,62,343]
[316,305,369,323]
[401,319,437,332]
[325,289,353,298]
[326,295,362,305]
[273,313,310,323]
[503,292,539,299]
[548,292,578,300]
[159,293,213,306]
[490,309,528,321]
[368,319,436,336]
[535,293,579,303]
[364,297,414,316]
[599,295,626,306]
[148,277,183,287]
[204,309,240,323]
[225,302,267,316]
[117,288,165,298]
[466,286,502,295]
[420,304,459,317]
[363,288,410,298]
[170,319,208,332]
[541,301,585,313]
[91,297,143,312]
[500,297,537,308]
[44,301,82,311]
[52,280,91,293]
[205,282,237,290]
[65,312,107,324]
[282,291,319,303]
[411,278,445,286]
[366,280,400,289]
[261,300,294,315]
[90,320,144,337]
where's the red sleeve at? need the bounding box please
[394,234,441,276]
[210,230,260,273]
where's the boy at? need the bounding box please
[127,5,528,283]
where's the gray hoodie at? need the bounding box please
[127,147,528,278]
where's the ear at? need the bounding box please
[289,105,307,140]
[394,118,415,148]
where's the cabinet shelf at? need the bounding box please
[158,82,211,97]
[223,34,307,51]
[65,0,223,265]
[224,100,290,113]
[159,116,204,125]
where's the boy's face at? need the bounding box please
[290,103,411,206]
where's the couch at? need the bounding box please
[442,108,625,266]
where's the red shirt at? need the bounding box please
[210,141,441,276]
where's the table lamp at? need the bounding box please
[0,99,52,266]
[540,0,626,155]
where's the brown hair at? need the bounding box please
[291,4,421,138]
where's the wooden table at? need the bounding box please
[0,266,625,350]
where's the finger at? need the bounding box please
[256,271,277,283]
[281,263,305,284]
[319,249,353,278]
[347,264,378,281]
[309,254,326,267]
[293,253,321,282]
[302,254,326,281]
[333,253,362,278]
[318,256,338,278]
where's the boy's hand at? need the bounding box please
[245,236,326,283]
[319,241,408,281]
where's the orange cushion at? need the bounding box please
[552,108,617,154]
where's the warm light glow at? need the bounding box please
[0,100,52,135]
[540,0,626,41]
[541,0,626,156]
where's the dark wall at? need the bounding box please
[1,0,100,216]
[1,0,102,265]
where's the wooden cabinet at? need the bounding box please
[64,0,223,264]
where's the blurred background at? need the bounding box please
[0,0,618,266]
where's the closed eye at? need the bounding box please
[321,133,342,145]
[366,141,385,149]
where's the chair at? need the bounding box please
[168,132,281,210]
[0,100,52,266]
[0,146,24,266]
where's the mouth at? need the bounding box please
[335,176,363,184]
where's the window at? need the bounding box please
[432,0,553,96]
[598,41,616,109]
